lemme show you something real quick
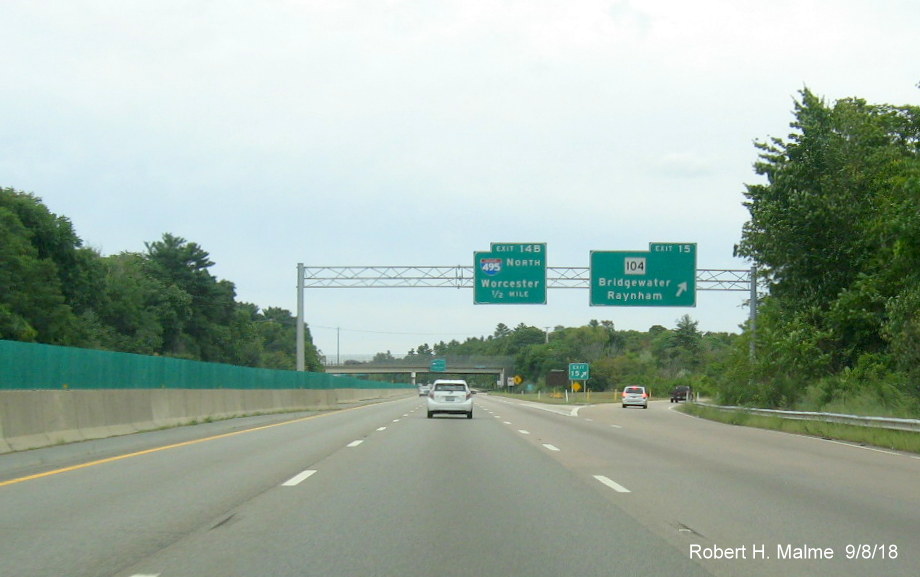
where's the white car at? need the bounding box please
[427,379,473,419]
[621,385,649,409]
[418,383,431,396]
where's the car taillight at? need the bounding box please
[466,392,472,400]
[642,393,648,398]
[428,391,434,399]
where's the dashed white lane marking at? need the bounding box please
[393,419,401,422]
[377,427,387,431]
[282,469,317,486]
[542,444,560,452]
[130,574,160,577]
[594,475,631,493]
[610,424,623,429]
[347,440,363,447]
[503,421,512,425]
[518,430,530,435]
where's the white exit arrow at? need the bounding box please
[676,282,687,297]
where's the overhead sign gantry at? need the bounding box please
[296,242,755,370]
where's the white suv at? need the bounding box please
[427,379,473,419]
[621,385,649,409]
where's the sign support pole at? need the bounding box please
[749,265,758,361]
[296,262,305,372]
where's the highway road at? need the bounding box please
[0,394,917,577]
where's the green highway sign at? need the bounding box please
[590,242,696,307]
[474,242,547,304]
[430,358,447,372]
[568,362,590,380]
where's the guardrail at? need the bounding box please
[695,403,920,433]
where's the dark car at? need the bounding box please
[670,385,691,403]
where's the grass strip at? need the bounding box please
[680,403,920,454]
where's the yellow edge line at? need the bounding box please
[0,405,365,488]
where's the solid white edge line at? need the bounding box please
[594,475,631,493]
[818,437,901,456]
[282,469,317,486]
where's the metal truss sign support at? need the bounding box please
[296,264,755,371]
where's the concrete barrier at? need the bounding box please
[0,408,10,453]
[0,391,55,451]
[73,389,116,442]
[0,388,413,453]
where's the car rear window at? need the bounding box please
[435,384,467,391]
[625,387,644,394]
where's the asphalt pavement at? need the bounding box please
[1,394,917,577]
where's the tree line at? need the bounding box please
[0,189,323,371]
[373,317,735,396]
[731,87,920,413]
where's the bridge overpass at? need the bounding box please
[323,356,514,387]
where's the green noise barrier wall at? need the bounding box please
[0,340,413,453]
[0,340,408,391]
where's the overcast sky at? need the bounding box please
[2,1,918,361]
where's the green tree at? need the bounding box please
[373,351,395,362]
[666,315,703,375]
[508,324,545,354]
[94,252,168,354]
[0,189,80,343]
[493,323,511,338]
[735,88,920,404]
[144,233,238,361]
[259,306,322,371]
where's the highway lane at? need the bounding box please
[0,400,421,577]
[480,394,920,577]
[0,393,917,576]
[110,396,705,577]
